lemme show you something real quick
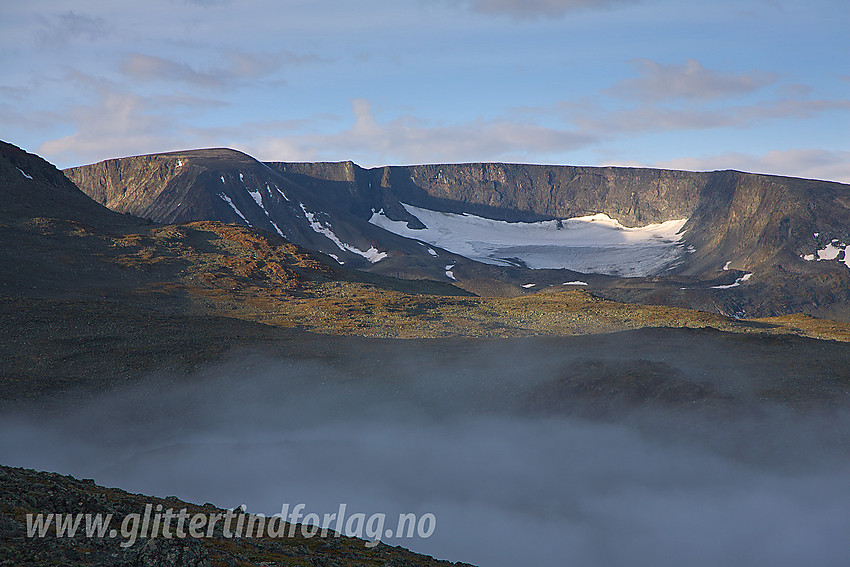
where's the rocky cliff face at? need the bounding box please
[270,161,710,224]
[271,161,850,271]
[269,160,850,320]
[66,149,286,225]
[66,150,434,270]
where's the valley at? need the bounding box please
[3,140,850,566]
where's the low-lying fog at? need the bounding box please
[3,337,850,567]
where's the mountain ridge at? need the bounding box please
[64,147,850,320]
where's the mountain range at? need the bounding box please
[65,148,850,320]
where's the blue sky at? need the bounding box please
[1,0,848,182]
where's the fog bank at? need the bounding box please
[2,345,850,567]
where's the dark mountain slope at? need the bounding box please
[0,141,135,229]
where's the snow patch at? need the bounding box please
[563,281,588,286]
[801,240,850,269]
[445,264,456,280]
[327,254,344,265]
[299,203,387,263]
[248,189,264,209]
[273,184,290,202]
[264,183,284,204]
[521,283,536,288]
[16,167,33,180]
[369,204,688,277]
[723,261,731,271]
[221,176,226,184]
[218,193,250,225]
[428,248,438,257]
[239,173,244,182]
[268,219,285,237]
[817,243,842,261]
[361,247,388,263]
[711,273,753,289]
[176,160,183,168]
[246,187,284,236]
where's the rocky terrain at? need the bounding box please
[67,150,850,320]
[0,465,471,567]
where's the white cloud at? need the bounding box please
[33,81,850,175]
[39,93,176,164]
[610,59,778,101]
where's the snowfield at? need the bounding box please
[370,204,688,277]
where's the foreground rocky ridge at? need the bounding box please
[0,465,471,567]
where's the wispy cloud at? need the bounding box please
[36,74,225,165]
[35,11,109,45]
[35,77,850,177]
[654,149,850,184]
[251,98,598,165]
[121,54,226,88]
[609,59,778,101]
[458,0,640,19]
[179,0,231,6]
[121,51,323,88]
[572,98,850,134]
[119,51,317,89]
[39,93,176,164]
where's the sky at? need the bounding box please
[1,0,848,182]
